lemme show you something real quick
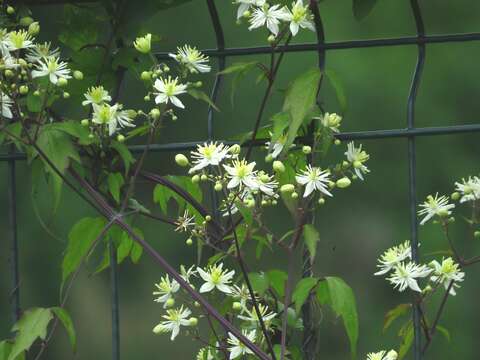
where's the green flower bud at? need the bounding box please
[150,108,161,120]
[144,94,151,102]
[318,198,325,205]
[6,6,15,15]
[63,92,70,99]
[200,174,208,182]
[19,85,28,95]
[18,59,27,67]
[302,145,312,154]
[194,81,203,88]
[88,133,95,139]
[194,301,200,308]
[141,71,152,81]
[448,217,455,223]
[205,215,212,222]
[186,238,193,246]
[245,199,255,208]
[334,139,341,146]
[291,192,299,199]
[243,10,251,18]
[259,174,270,183]
[328,181,336,189]
[188,317,198,326]
[271,199,278,206]
[28,22,40,35]
[73,70,84,80]
[175,154,189,167]
[451,192,460,201]
[33,90,40,96]
[4,69,14,78]
[280,184,295,193]
[81,119,90,127]
[214,182,223,192]
[57,77,68,87]
[229,144,241,155]
[192,175,200,184]
[265,154,273,163]
[474,231,480,240]
[353,160,362,169]
[267,34,276,44]
[342,160,350,169]
[437,209,450,218]
[19,17,34,27]
[165,298,175,308]
[117,134,125,143]
[232,302,242,311]
[336,177,351,189]
[273,160,285,173]
[261,199,268,207]
[133,33,152,54]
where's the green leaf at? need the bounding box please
[50,121,93,146]
[62,217,106,283]
[219,61,262,105]
[117,231,134,264]
[26,93,42,113]
[303,224,320,262]
[316,277,359,358]
[352,0,379,20]
[9,308,54,360]
[50,307,76,351]
[267,270,288,297]
[111,140,135,174]
[436,325,451,343]
[153,176,203,217]
[283,68,321,151]
[325,69,347,113]
[107,172,124,204]
[187,89,219,112]
[58,5,100,51]
[248,272,269,296]
[130,227,144,263]
[383,303,411,332]
[0,341,12,360]
[292,277,318,314]
[398,320,414,359]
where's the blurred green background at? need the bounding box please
[1,0,480,359]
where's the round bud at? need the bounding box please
[194,81,203,88]
[334,139,341,146]
[117,134,125,143]
[451,192,460,201]
[150,108,161,120]
[57,77,68,87]
[73,70,84,80]
[81,119,90,127]
[271,199,278,206]
[474,231,480,240]
[10,84,16,90]
[437,209,450,218]
[328,181,336,189]
[280,184,295,193]
[63,92,70,99]
[245,199,255,208]
[186,238,193,246]
[4,70,14,78]
[194,301,201,308]
[259,174,270,183]
[265,154,273,163]
[141,71,152,81]
[191,175,200,184]
[200,174,208,182]
[291,192,299,199]
[423,285,433,294]
[232,302,242,311]
[88,133,95,139]
[33,90,41,96]
[318,198,325,205]
[336,177,351,189]
[144,94,151,102]
[242,10,251,18]
[18,59,27,67]
[6,6,15,15]
[273,160,285,173]
[214,182,223,192]
[448,217,455,224]
[165,298,175,308]
[261,199,268,207]
[19,85,28,95]
[341,160,350,169]
[229,144,241,155]
[171,115,178,121]
[267,34,276,44]
[175,154,189,167]
[302,145,312,154]
[188,317,198,326]
[19,17,34,27]
[205,215,212,222]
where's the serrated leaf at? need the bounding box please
[283,68,321,152]
[352,0,379,20]
[62,217,106,283]
[292,277,318,314]
[51,307,76,351]
[383,303,411,332]
[9,308,53,360]
[316,277,359,358]
[187,89,219,112]
[303,224,320,262]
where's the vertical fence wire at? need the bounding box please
[408,1,426,359]
[109,238,120,360]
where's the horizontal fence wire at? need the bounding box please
[4,1,480,360]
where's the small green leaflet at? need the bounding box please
[219,61,264,105]
[398,320,413,359]
[267,270,288,297]
[292,277,319,314]
[316,276,359,358]
[50,307,77,351]
[303,224,320,262]
[383,303,411,332]
[187,89,219,112]
[107,172,124,204]
[283,68,321,152]
[352,0,379,20]
[111,140,135,174]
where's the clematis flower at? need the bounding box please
[153,306,192,340]
[153,275,180,308]
[417,193,455,225]
[153,76,187,109]
[282,0,315,36]
[374,240,412,276]
[82,86,112,106]
[454,176,480,203]
[31,56,71,85]
[227,330,256,359]
[249,4,288,35]
[0,92,14,119]
[189,142,230,173]
[295,165,332,198]
[223,159,258,190]
[387,262,431,292]
[197,263,235,294]
[91,103,135,136]
[169,45,211,73]
[345,142,370,180]
[429,257,465,296]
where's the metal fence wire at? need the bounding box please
[3,0,480,359]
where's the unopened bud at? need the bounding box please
[336,177,351,189]
[6,6,15,15]
[165,298,175,308]
[291,192,299,199]
[175,154,189,167]
[205,215,212,222]
[334,139,341,145]
[141,71,152,81]
[273,160,285,173]
[28,22,40,35]
[186,238,193,246]
[229,144,241,155]
[265,154,273,163]
[232,302,242,311]
[267,34,276,44]
[280,184,295,193]
[57,77,68,87]
[63,92,70,99]
[191,175,200,184]
[201,174,208,182]
[318,198,325,205]
[188,317,198,326]
[81,119,90,127]
[214,182,223,192]
[73,70,84,80]
[144,95,151,102]
[451,192,460,201]
[474,231,480,239]
[19,85,28,95]
[117,134,125,142]
[150,108,161,120]
[19,17,34,27]
[302,145,312,154]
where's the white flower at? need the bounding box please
[223,159,258,190]
[5,30,34,51]
[295,165,332,198]
[282,0,315,36]
[197,263,235,294]
[92,103,135,136]
[230,284,254,310]
[429,257,465,296]
[153,76,187,109]
[318,112,342,133]
[189,142,230,173]
[265,133,294,159]
[0,53,19,69]
[169,45,211,74]
[26,42,60,63]
[454,176,480,203]
[31,57,71,85]
[367,350,398,360]
[153,306,191,340]
[153,275,180,308]
[235,0,266,19]
[374,240,412,276]
[238,303,276,327]
[387,262,432,292]
[345,142,370,180]
[174,209,196,232]
[249,4,288,36]
[197,347,215,360]
[134,33,152,54]
[180,264,197,285]
[0,92,13,119]
[256,172,278,197]
[82,86,112,106]
[418,193,455,225]
[227,330,256,360]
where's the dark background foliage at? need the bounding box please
[1,0,479,359]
